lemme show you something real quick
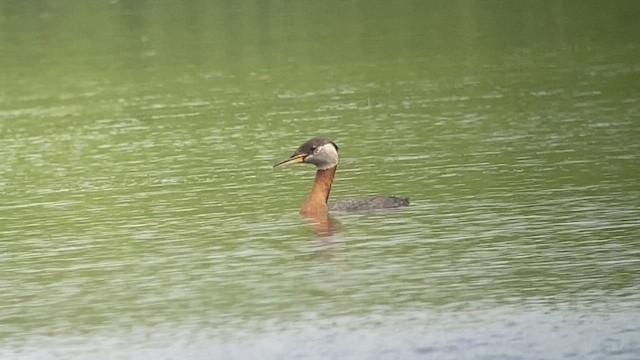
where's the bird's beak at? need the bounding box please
[273,153,306,168]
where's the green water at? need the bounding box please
[1,1,639,359]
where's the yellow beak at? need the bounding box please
[273,153,306,167]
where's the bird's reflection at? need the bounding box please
[301,212,342,257]
[303,212,340,238]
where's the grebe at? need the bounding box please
[274,138,409,215]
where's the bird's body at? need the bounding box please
[274,138,409,215]
[329,196,410,212]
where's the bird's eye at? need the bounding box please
[310,146,317,153]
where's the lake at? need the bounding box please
[1,1,639,359]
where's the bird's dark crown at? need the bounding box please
[294,137,339,156]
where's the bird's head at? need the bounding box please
[274,137,339,170]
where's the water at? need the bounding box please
[1,1,640,359]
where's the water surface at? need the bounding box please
[1,1,639,359]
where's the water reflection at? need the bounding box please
[304,212,340,238]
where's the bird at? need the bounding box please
[274,137,409,215]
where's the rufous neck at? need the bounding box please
[300,166,337,215]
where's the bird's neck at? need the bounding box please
[300,166,337,216]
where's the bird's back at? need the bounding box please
[329,196,409,212]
